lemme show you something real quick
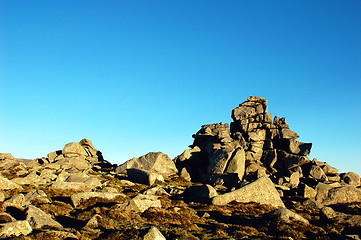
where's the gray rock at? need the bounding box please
[117,152,178,178]
[117,194,162,213]
[298,183,317,199]
[277,150,310,172]
[212,177,285,208]
[267,208,309,224]
[323,185,361,205]
[25,205,62,230]
[62,142,87,157]
[248,129,266,142]
[51,178,101,191]
[308,165,328,181]
[83,214,102,229]
[56,157,92,171]
[12,171,47,186]
[183,184,218,201]
[342,172,360,187]
[70,192,125,208]
[321,206,361,227]
[127,168,164,186]
[277,139,312,155]
[207,149,233,175]
[280,128,299,140]
[0,221,32,238]
[142,226,166,240]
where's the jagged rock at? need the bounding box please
[175,146,202,162]
[212,177,285,208]
[267,208,309,224]
[51,177,102,191]
[307,165,328,181]
[70,192,126,208]
[56,157,92,170]
[126,168,164,186]
[3,193,26,209]
[323,185,361,205]
[117,194,161,213]
[84,214,102,229]
[183,184,218,201]
[62,142,87,157]
[117,152,178,178]
[0,220,32,238]
[0,213,15,223]
[25,190,50,205]
[12,171,47,186]
[143,186,171,197]
[0,175,23,190]
[224,148,246,180]
[279,128,299,140]
[276,139,312,155]
[25,205,62,230]
[342,172,360,186]
[298,183,317,199]
[277,150,310,172]
[141,226,166,240]
[321,206,361,227]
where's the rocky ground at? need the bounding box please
[0,96,360,239]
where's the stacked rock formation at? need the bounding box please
[0,96,360,239]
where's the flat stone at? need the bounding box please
[0,221,32,238]
[280,128,299,140]
[224,148,246,180]
[25,205,62,230]
[183,184,218,201]
[12,171,47,186]
[0,175,23,190]
[25,190,50,205]
[117,152,178,178]
[212,177,285,208]
[323,185,361,205]
[118,194,162,213]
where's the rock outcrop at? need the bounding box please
[0,96,360,239]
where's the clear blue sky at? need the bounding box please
[1,1,360,174]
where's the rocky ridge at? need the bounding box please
[0,96,360,239]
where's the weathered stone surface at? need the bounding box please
[117,152,178,178]
[62,142,87,157]
[51,177,102,192]
[323,185,361,205]
[118,194,162,213]
[127,168,164,186]
[84,214,102,229]
[207,149,233,175]
[71,192,125,208]
[0,175,23,190]
[12,171,47,186]
[0,221,32,238]
[142,226,166,240]
[308,165,328,181]
[224,148,245,180]
[26,205,62,230]
[176,146,201,162]
[276,139,312,156]
[56,157,91,170]
[277,150,310,171]
[0,192,4,202]
[212,177,285,208]
[298,183,317,199]
[3,193,25,209]
[321,206,361,227]
[267,208,309,224]
[342,172,360,186]
[35,230,78,239]
[183,184,218,201]
[280,128,299,139]
[25,190,50,205]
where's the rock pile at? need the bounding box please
[0,96,360,239]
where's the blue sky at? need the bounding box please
[1,1,360,174]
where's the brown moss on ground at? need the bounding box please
[39,201,74,217]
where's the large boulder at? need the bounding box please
[70,192,126,208]
[25,205,62,230]
[126,168,164,186]
[62,142,87,157]
[0,175,23,190]
[212,177,285,208]
[116,152,178,178]
[0,221,32,238]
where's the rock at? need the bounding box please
[298,183,317,199]
[342,172,360,186]
[56,157,91,171]
[142,226,166,240]
[0,221,32,238]
[212,177,285,208]
[84,214,102,229]
[51,178,101,191]
[3,193,25,209]
[116,152,178,178]
[143,186,171,197]
[25,205,62,230]
[0,175,23,190]
[207,149,233,175]
[24,190,51,205]
[118,194,162,213]
[267,208,309,224]
[0,213,16,223]
[0,153,15,160]
[323,185,361,205]
[70,192,125,208]
[183,184,218,201]
[175,146,201,162]
[276,139,312,155]
[280,128,299,140]
[126,168,164,186]
[0,192,4,202]
[308,165,328,181]
[224,148,246,180]
[35,230,78,239]
[277,150,310,172]
[321,206,361,227]
[62,142,87,157]
[12,171,47,186]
